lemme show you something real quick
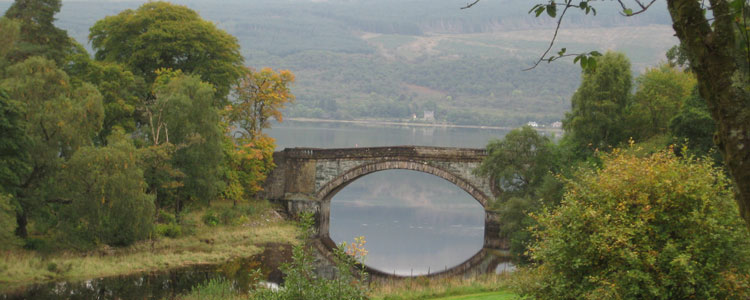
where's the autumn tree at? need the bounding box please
[562,51,632,157]
[3,0,71,66]
[229,67,295,140]
[89,1,244,99]
[1,57,104,238]
[221,67,293,204]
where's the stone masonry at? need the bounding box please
[261,146,508,277]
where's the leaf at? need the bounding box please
[547,3,557,18]
[528,4,543,14]
[535,6,546,17]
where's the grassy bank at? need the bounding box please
[0,201,299,293]
[180,272,517,299]
[370,274,516,300]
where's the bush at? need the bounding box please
[183,278,244,300]
[519,149,750,299]
[156,223,182,238]
[202,212,220,227]
[157,210,177,224]
[0,194,20,250]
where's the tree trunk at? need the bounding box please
[15,210,27,239]
[667,0,750,227]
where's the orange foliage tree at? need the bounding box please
[222,67,295,204]
[229,67,295,140]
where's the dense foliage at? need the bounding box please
[518,149,750,299]
[89,1,244,98]
[562,51,632,157]
[0,0,281,250]
[476,126,562,263]
[57,132,155,247]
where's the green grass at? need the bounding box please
[371,273,517,300]
[429,291,517,300]
[0,200,299,294]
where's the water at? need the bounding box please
[269,120,511,276]
[267,120,511,149]
[330,169,485,276]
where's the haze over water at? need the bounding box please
[268,121,509,275]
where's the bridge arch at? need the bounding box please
[315,160,490,208]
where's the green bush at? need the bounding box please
[183,278,244,300]
[202,212,220,227]
[0,194,20,250]
[157,210,177,224]
[156,223,182,238]
[219,208,244,226]
[519,149,750,299]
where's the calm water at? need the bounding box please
[269,121,510,276]
[267,121,510,149]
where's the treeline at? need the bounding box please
[262,51,578,125]
[479,50,750,297]
[0,1,291,250]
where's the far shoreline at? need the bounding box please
[285,117,564,133]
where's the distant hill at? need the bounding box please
[1,0,677,126]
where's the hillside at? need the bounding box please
[1,0,677,126]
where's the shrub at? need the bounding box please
[202,212,220,227]
[157,210,177,224]
[519,149,750,299]
[156,223,182,238]
[183,278,244,300]
[0,194,20,250]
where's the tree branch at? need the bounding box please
[524,0,573,71]
[460,0,480,10]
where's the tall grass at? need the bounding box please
[370,273,514,300]
[0,200,298,293]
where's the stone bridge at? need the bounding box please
[261,146,508,277]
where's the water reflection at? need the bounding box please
[330,169,485,276]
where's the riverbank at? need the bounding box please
[0,201,299,294]
[286,117,564,133]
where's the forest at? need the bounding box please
[0,0,293,252]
